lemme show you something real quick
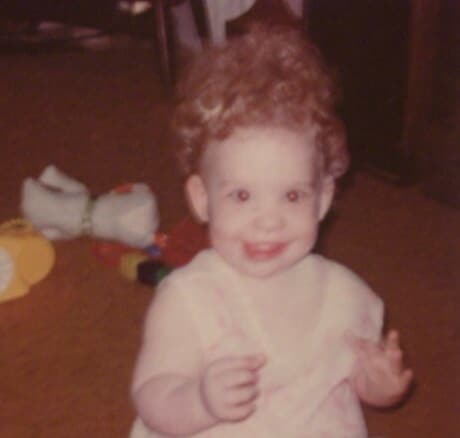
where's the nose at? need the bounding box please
[253,205,285,233]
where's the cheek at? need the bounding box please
[289,207,318,232]
[209,212,241,240]
[209,202,248,232]
[289,214,320,250]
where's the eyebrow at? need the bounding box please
[279,180,317,191]
[216,179,242,189]
[217,180,316,190]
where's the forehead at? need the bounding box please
[202,125,319,182]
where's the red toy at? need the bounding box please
[161,217,209,268]
[91,216,209,286]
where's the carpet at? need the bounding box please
[0,48,459,437]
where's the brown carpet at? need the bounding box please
[0,49,459,438]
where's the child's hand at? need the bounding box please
[199,354,266,422]
[347,330,413,407]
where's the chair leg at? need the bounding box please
[153,0,174,92]
[190,0,208,40]
[153,0,207,92]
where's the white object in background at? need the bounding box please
[284,0,303,18]
[21,165,159,248]
[172,0,304,49]
[171,1,204,52]
[203,0,256,45]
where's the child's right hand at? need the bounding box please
[199,354,266,422]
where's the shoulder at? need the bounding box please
[165,249,224,284]
[311,255,381,304]
[147,249,228,321]
[148,249,216,304]
[308,254,384,338]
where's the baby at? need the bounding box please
[130,25,413,437]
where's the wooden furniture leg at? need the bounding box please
[153,0,174,92]
[153,0,206,92]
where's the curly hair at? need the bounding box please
[172,24,349,179]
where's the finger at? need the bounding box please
[245,354,267,370]
[220,368,259,389]
[355,348,383,378]
[354,337,401,378]
[209,354,265,375]
[385,330,400,350]
[228,354,267,371]
[228,354,265,374]
[400,368,414,387]
[383,332,406,371]
[386,348,404,373]
[226,402,257,422]
[229,385,260,406]
[349,338,382,361]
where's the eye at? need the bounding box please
[230,189,250,202]
[286,190,302,203]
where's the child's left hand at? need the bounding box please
[347,330,413,407]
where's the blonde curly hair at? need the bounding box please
[172,24,349,179]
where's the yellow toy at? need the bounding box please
[0,219,55,303]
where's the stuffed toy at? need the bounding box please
[21,165,159,249]
[0,219,55,302]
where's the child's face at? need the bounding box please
[186,125,334,278]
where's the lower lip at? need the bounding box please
[243,242,287,261]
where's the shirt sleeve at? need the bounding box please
[353,282,384,342]
[325,258,384,342]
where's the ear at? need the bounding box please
[185,174,209,223]
[318,177,335,221]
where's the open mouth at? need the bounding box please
[243,242,287,261]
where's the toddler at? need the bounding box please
[130,25,413,437]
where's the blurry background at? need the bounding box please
[0,1,459,437]
[2,0,458,204]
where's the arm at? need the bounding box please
[328,260,413,408]
[133,373,215,436]
[134,355,266,436]
[348,330,413,407]
[131,280,265,436]
[131,279,212,436]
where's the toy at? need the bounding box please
[91,241,170,287]
[91,215,208,287]
[0,219,55,302]
[91,236,170,287]
[21,165,159,248]
[118,252,171,286]
[161,216,209,267]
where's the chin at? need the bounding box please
[229,255,300,279]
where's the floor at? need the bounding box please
[0,43,459,437]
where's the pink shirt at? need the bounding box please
[131,249,383,437]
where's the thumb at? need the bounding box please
[246,353,267,369]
